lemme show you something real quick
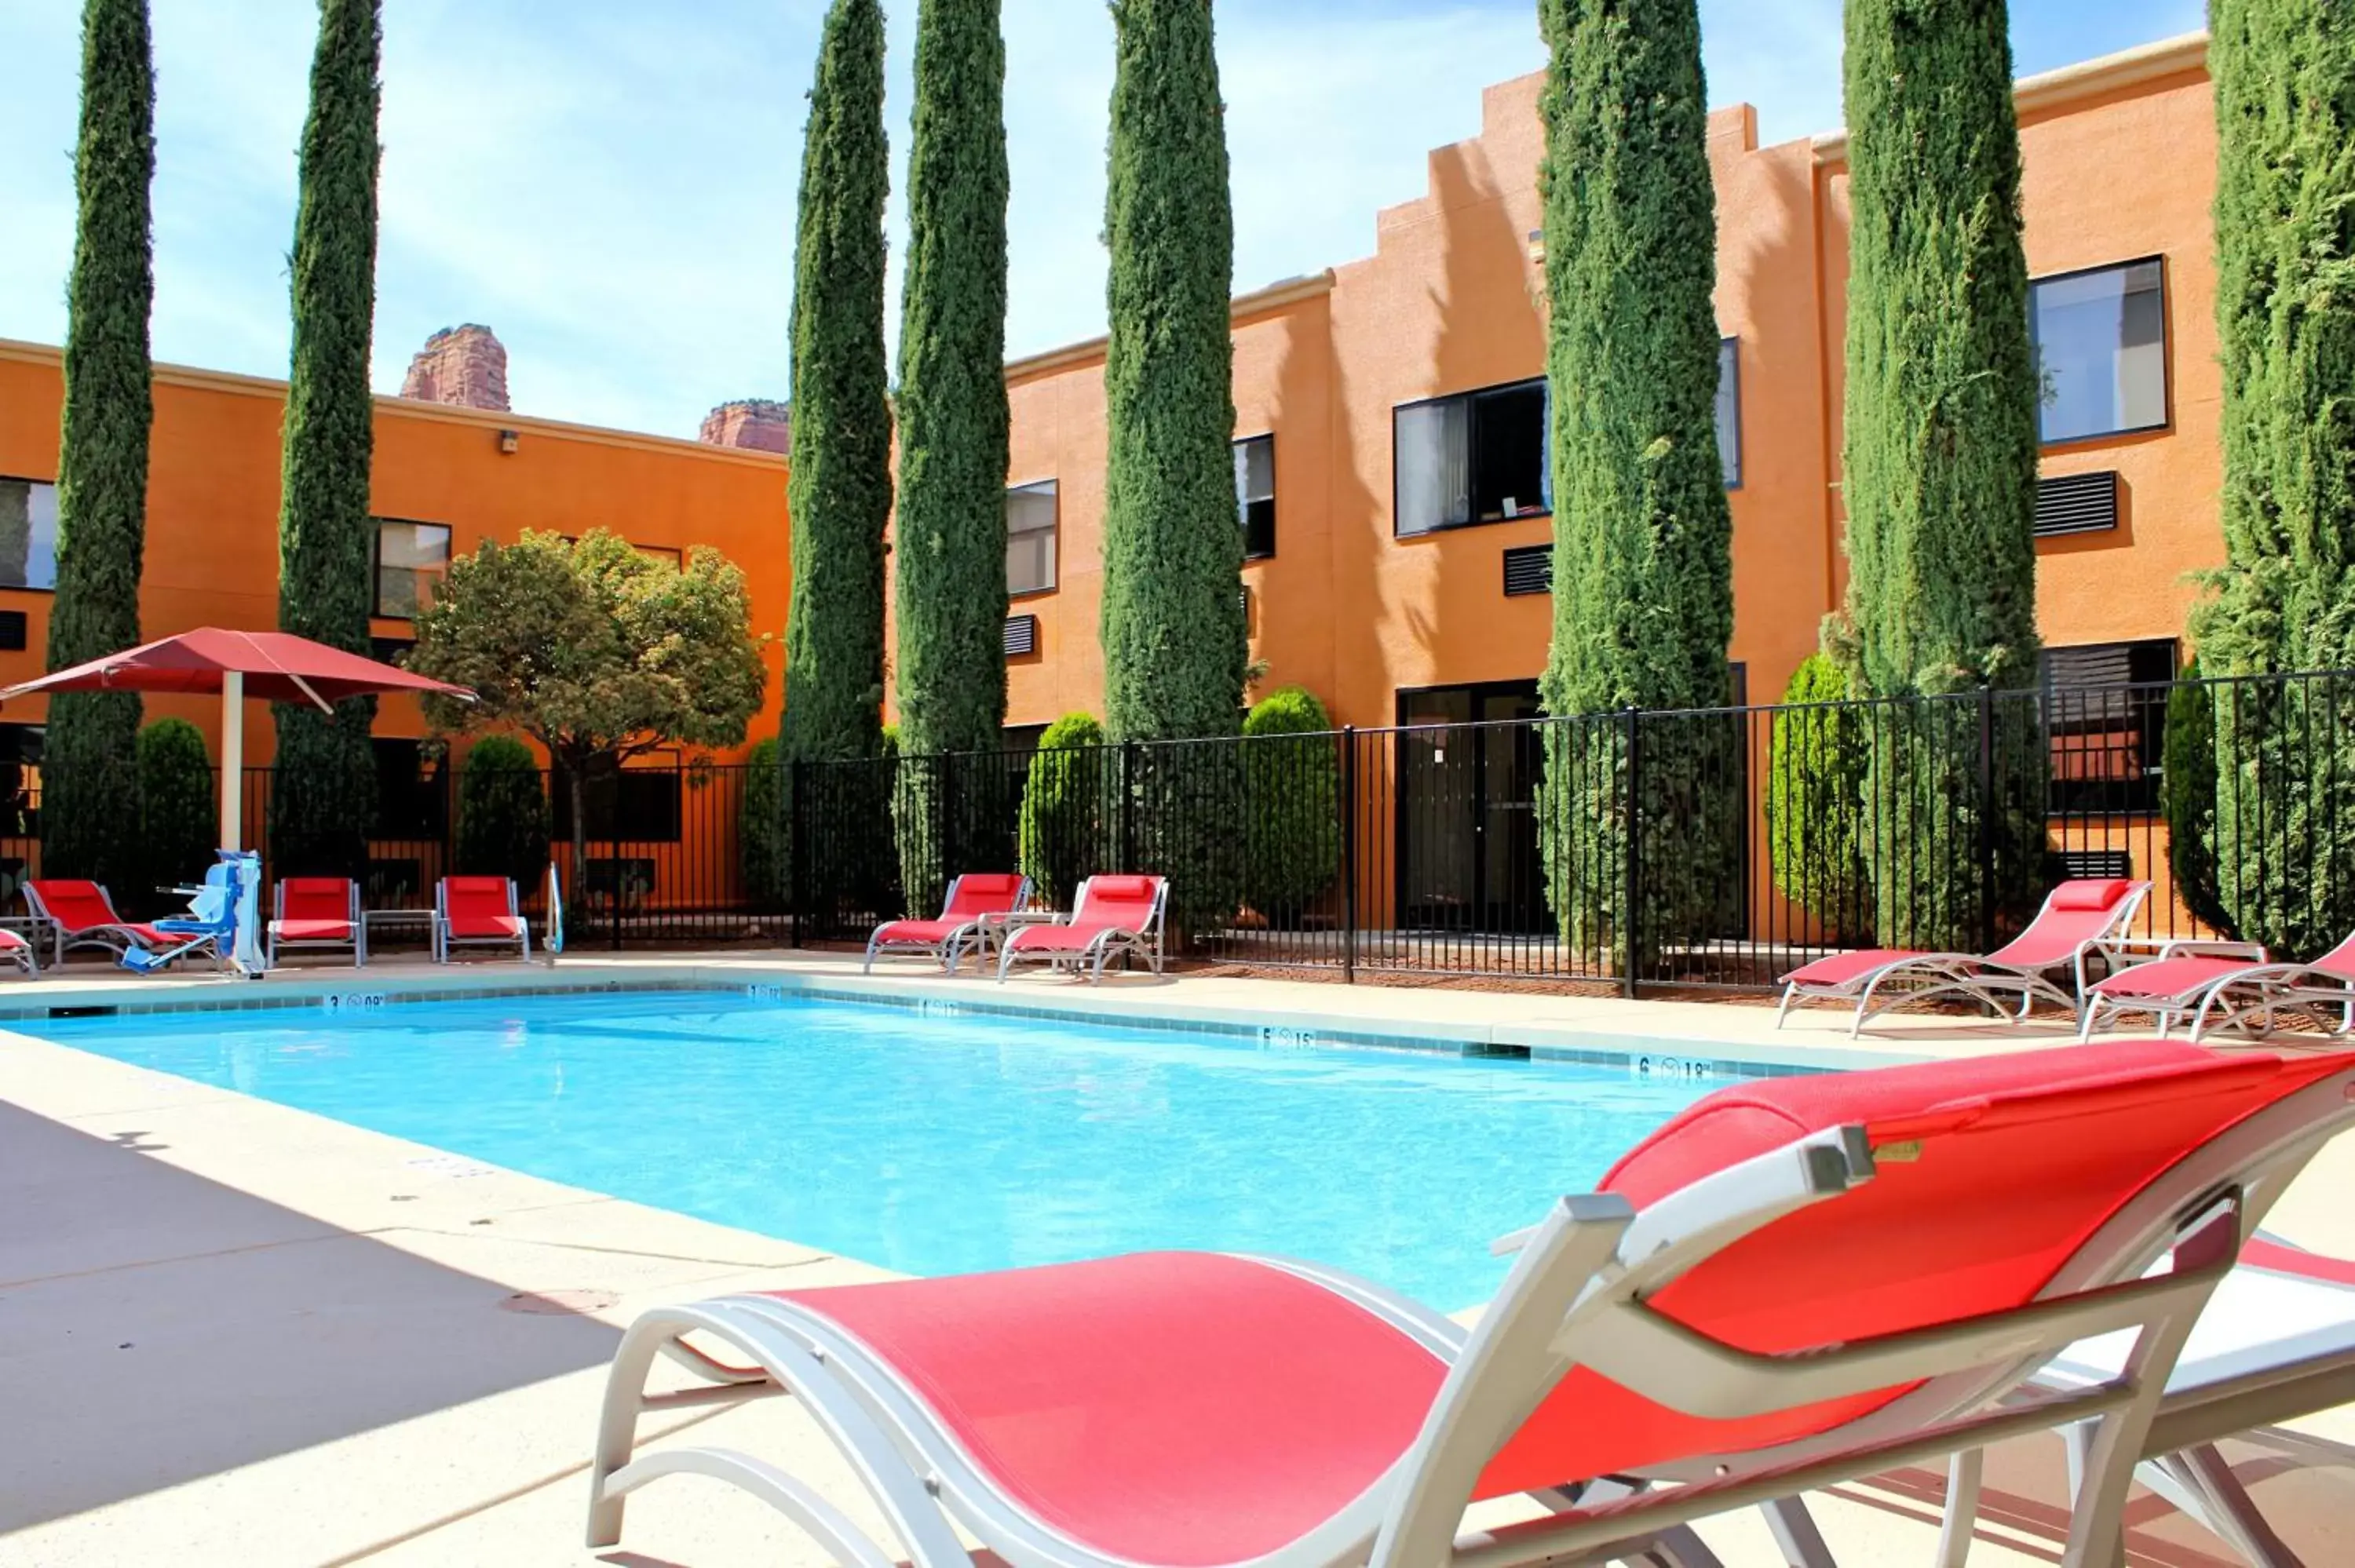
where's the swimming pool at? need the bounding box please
[16,989,1715,1307]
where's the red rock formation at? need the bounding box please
[699,399,791,453]
[400,324,510,411]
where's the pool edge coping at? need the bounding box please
[0,959,1932,1081]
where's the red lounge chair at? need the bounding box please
[268,876,363,968]
[1776,876,2150,1036]
[2082,930,2355,1042]
[995,873,1166,983]
[864,873,1034,974]
[589,1040,2355,1568]
[23,879,174,968]
[433,875,530,963]
[0,926,34,977]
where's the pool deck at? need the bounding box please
[2,948,2352,1565]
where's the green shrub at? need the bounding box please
[1765,653,1874,943]
[1018,712,1108,908]
[455,735,550,890]
[740,735,787,908]
[2162,659,2236,937]
[1241,687,1340,924]
[137,719,215,906]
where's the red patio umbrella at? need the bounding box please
[0,627,474,850]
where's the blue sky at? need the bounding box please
[0,0,2203,440]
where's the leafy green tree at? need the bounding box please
[1765,653,1874,943]
[782,0,892,769]
[1533,0,1736,966]
[2193,0,2355,953]
[455,734,551,891]
[1834,0,2044,950]
[891,0,1012,913]
[2160,656,2236,938]
[1018,711,1108,909]
[1100,0,1245,932]
[272,0,384,881]
[405,530,768,897]
[1241,687,1340,924]
[136,718,214,906]
[42,0,155,887]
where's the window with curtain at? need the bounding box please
[2031,258,2167,444]
[1234,435,1275,559]
[1717,338,1742,489]
[0,478,60,590]
[1393,379,1548,536]
[374,519,453,618]
[1006,480,1058,596]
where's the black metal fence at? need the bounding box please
[0,669,2346,985]
[783,670,2346,990]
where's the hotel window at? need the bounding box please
[374,519,452,618]
[0,477,60,590]
[2031,257,2167,444]
[1716,337,1742,489]
[2040,637,2178,816]
[1006,480,1058,596]
[1393,377,1549,536]
[1235,435,1276,559]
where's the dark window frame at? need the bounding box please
[2039,636,2179,818]
[1718,337,1743,490]
[372,517,455,620]
[2028,254,2171,448]
[1006,478,1060,600]
[0,474,62,594]
[1391,376,1552,538]
[1235,433,1276,560]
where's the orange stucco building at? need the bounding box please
[0,342,790,768]
[1002,31,2217,745]
[0,32,2218,773]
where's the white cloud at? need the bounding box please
[0,0,2209,439]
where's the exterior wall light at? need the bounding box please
[498,429,520,454]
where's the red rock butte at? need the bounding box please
[699,399,792,454]
[400,323,510,412]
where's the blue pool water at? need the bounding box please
[18,990,1714,1306]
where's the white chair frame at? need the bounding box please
[1777,881,2152,1037]
[864,874,1035,975]
[267,879,366,969]
[994,877,1168,984]
[433,877,531,964]
[586,1061,2355,1568]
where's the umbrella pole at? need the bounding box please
[221,672,243,850]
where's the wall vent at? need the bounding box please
[1002,614,1039,658]
[1502,543,1554,597]
[2035,471,2120,538]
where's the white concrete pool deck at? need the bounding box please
[1,948,2350,1566]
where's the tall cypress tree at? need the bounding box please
[272,0,383,878]
[781,0,892,769]
[1836,0,2043,949]
[891,0,1010,911]
[2195,0,2355,954]
[1100,0,1243,743]
[1099,0,1244,932]
[1534,0,1736,967]
[42,0,155,887]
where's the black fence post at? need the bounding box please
[789,757,806,948]
[1622,704,1642,1000]
[1977,684,1995,955]
[1340,725,1358,983]
[1119,738,1140,873]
